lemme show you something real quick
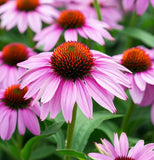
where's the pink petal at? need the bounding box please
[75,79,92,119]
[61,80,76,123]
[40,102,50,121]
[134,73,146,91]
[23,108,40,135]
[122,0,135,11]
[88,153,112,160]
[129,77,144,104]
[114,133,121,156]
[41,75,60,103]
[77,28,88,39]
[101,139,117,158]
[92,71,127,100]
[64,29,78,41]
[84,76,116,113]
[141,70,154,85]
[128,140,144,158]
[119,132,129,157]
[82,26,105,45]
[49,79,64,119]
[17,11,28,33]
[6,110,17,140]
[136,0,149,15]
[151,0,154,6]
[27,11,42,33]
[18,109,26,135]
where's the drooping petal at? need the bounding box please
[134,73,146,91]
[18,109,26,135]
[75,79,92,119]
[27,11,42,33]
[92,71,127,100]
[17,11,28,33]
[41,74,60,103]
[136,0,149,15]
[61,80,76,123]
[84,76,116,113]
[64,29,78,41]
[23,108,40,135]
[129,77,144,104]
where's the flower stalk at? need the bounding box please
[64,103,78,160]
[93,0,102,21]
[121,99,135,132]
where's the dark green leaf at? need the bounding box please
[72,109,123,151]
[21,121,64,160]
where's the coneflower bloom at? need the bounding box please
[113,46,154,104]
[18,41,130,123]
[0,43,36,88]
[34,9,114,51]
[0,84,40,140]
[0,0,59,33]
[88,132,154,160]
[65,0,123,29]
[122,0,154,16]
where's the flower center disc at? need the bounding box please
[51,41,94,81]
[115,157,135,160]
[16,0,39,11]
[2,43,28,66]
[3,85,31,110]
[57,10,85,29]
[0,0,8,5]
[121,47,151,73]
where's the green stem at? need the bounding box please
[27,27,35,48]
[64,103,77,160]
[93,0,102,21]
[126,12,138,49]
[121,99,135,132]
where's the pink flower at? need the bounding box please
[0,0,59,33]
[18,41,130,123]
[113,46,154,104]
[0,43,37,88]
[0,84,40,140]
[34,9,115,51]
[88,132,154,160]
[122,0,154,16]
[65,0,123,29]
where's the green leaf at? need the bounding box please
[29,145,56,160]
[72,109,123,152]
[21,121,64,160]
[57,149,87,160]
[121,27,154,47]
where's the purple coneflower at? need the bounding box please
[88,132,154,160]
[34,9,114,51]
[113,46,154,104]
[65,0,123,29]
[0,84,40,140]
[18,41,130,123]
[0,43,36,88]
[0,0,59,33]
